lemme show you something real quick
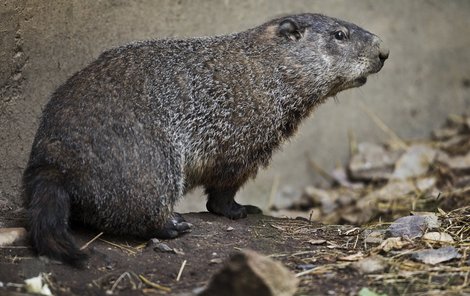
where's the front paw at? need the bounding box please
[225,203,248,220]
[207,201,262,220]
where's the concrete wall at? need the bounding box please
[1,0,469,212]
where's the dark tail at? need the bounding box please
[23,166,88,267]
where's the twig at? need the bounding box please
[109,272,131,294]
[99,238,137,254]
[80,232,104,250]
[358,101,408,150]
[353,234,359,249]
[348,129,358,156]
[139,275,171,292]
[267,174,280,210]
[290,250,317,256]
[296,263,349,277]
[295,265,322,277]
[176,260,187,282]
[306,154,335,184]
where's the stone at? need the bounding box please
[353,256,387,274]
[422,232,454,243]
[153,243,173,253]
[362,180,415,202]
[363,230,386,244]
[412,246,461,265]
[438,151,470,174]
[0,227,27,246]
[304,186,337,214]
[24,274,52,296]
[200,250,298,296]
[348,143,400,181]
[386,215,437,239]
[271,186,303,210]
[392,145,437,180]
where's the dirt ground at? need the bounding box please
[1,207,469,296]
[0,210,373,296]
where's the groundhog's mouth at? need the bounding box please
[345,76,368,89]
[355,76,368,86]
[327,76,369,97]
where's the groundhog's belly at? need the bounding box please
[184,159,258,190]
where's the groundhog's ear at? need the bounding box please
[278,19,302,41]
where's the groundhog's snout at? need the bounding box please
[372,35,389,64]
[377,40,389,63]
[379,45,389,62]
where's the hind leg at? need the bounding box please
[78,185,192,239]
[70,137,192,239]
[206,187,262,220]
[112,175,192,239]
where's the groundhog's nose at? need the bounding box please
[378,44,389,61]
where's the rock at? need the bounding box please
[308,239,326,245]
[353,256,387,274]
[386,215,439,239]
[422,232,454,243]
[363,230,386,244]
[146,238,160,248]
[304,186,337,214]
[445,114,468,128]
[392,145,437,180]
[416,177,437,192]
[0,227,27,246]
[336,192,356,207]
[412,246,461,265]
[438,151,470,174]
[200,250,298,296]
[153,243,173,253]
[409,212,440,229]
[437,135,470,156]
[331,167,364,189]
[432,127,460,140]
[24,274,52,296]
[348,143,401,181]
[210,258,223,265]
[358,287,387,296]
[339,206,376,226]
[271,186,303,210]
[362,180,415,202]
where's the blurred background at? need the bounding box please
[1,0,469,214]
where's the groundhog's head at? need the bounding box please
[262,13,388,98]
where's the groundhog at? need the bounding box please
[23,13,388,266]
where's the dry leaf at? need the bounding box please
[377,237,408,252]
[422,232,454,243]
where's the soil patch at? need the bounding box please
[0,211,366,295]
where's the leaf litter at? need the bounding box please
[270,113,470,295]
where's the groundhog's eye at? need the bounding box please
[334,31,347,41]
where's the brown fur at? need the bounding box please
[23,13,388,266]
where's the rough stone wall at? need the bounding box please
[1,0,469,211]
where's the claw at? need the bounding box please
[243,205,263,215]
[153,213,192,239]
